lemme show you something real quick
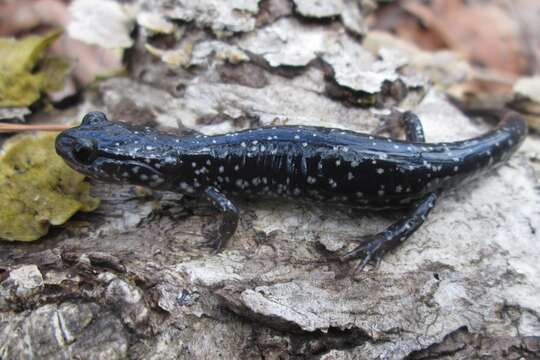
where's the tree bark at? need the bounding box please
[1,1,539,359]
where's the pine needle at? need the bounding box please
[0,123,71,133]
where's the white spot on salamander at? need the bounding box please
[179,182,192,192]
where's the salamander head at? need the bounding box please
[55,111,172,188]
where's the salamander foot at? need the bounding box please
[200,233,226,254]
[375,110,426,142]
[340,234,387,272]
[339,192,438,273]
[200,187,240,254]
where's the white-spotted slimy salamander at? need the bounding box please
[55,111,527,270]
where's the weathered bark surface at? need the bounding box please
[1,1,539,359]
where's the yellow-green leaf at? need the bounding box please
[0,132,100,241]
[0,29,68,107]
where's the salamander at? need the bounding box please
[55,110,527,270]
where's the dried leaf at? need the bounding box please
[511,76,540,131]
[402,0,526,76]
[375,0,527,85]
[67,0,135,49]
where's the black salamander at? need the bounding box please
[55,111,527,270]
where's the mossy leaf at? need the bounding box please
[40,55,71,93]
[0,132,100,241]
[0,29,68,107]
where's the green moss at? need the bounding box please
[0,29,69,107]
[0,132,100,241]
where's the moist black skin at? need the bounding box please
[55,111,528,271]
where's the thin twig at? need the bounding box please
[0,123,71,133]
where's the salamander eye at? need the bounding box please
[73,139,97,164]
[81,111,109,126]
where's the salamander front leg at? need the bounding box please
[376,111,426,142]
[340,192,438,272]
[202,187,239,253]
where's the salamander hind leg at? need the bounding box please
[375,111,426,142]
[202,187,239,253]
[340,192,438,273]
